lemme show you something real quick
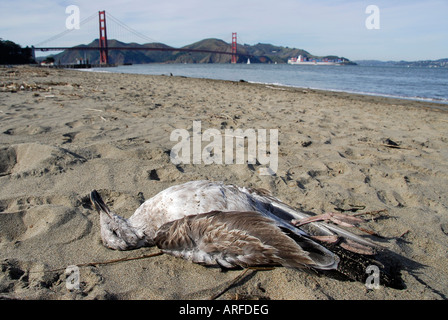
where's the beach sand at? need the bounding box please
[1,65,447,300]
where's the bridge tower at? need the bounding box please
[231,32,237,64]
[98,11,108,64]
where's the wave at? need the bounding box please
[248,81,448,105]
[78,64,448,105]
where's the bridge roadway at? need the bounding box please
[33,46,254,58]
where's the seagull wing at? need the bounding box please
[154,210,339,270]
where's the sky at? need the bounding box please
[1,0,447,61]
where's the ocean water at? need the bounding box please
[92,63,448,104]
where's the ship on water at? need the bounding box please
[288,55,344,66]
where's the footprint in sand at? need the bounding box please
[0,201,92,245]
[0,143,86,178]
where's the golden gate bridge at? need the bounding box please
[33,10,249,65]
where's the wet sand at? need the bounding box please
[1,65,447,300]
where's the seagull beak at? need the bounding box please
[90,190,112,217]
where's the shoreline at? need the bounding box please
[91,67,448,110]
[1,65,447,300]
[83,63,448,107]
[247,80,448,111]
[261,83,448,109]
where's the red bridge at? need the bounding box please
[33,10,251,65]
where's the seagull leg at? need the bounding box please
[291,213,378,253]
[340,239,376,255]
[284,207,383,255]
[309,235,339,243]
[291,212,364,228]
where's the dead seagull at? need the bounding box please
[90,180,401,286]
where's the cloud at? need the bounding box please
[1,0,447,60]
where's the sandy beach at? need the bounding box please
[0,65,447,300]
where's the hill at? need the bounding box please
[49,38,351,65]
[355,58,448,68]
[49,39,174,65]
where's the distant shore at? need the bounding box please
[1,65,447,300]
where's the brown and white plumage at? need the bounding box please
[90,180,381,272]
[154,210,338,270]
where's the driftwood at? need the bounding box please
[29,251,164,274]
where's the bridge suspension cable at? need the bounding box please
[34,11,157,48]
[34,12,98,47]
[106,13,157,44]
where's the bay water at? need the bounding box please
[92,63,448,104]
